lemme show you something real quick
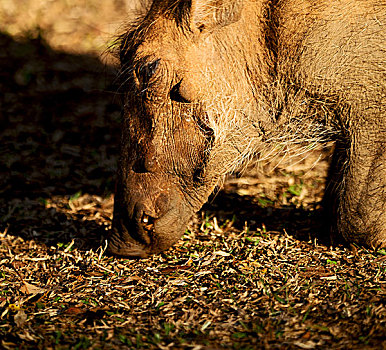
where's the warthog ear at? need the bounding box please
[190,0,244,32]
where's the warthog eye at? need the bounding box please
[136,59,160,87]
[170,80,191,104]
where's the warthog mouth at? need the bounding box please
[107,216,155,258]
[107,232,149,258]
[107,190,192,258]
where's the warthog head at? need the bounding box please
[107,0,272,257]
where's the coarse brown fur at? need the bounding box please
[108,0,385,257]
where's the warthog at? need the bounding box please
[107,0,385,257]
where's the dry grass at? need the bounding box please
[1,195,385,349]
[0,2,385,349]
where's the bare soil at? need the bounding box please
[0,2,385,349]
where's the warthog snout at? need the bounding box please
[108,182,191,257]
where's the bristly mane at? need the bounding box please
[161,0,192,28]
[111,0,193,61]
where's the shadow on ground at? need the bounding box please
[0,31,120,249]
[0,31,121,197]
[203,190,327,244]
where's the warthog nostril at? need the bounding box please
[141,213,155,233]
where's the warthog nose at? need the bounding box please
[132,156,158,173]
[133,203,157,245]
[132,145,159,174]
[141,213,155,236]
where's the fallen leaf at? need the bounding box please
[14,309,27,327]
[2,340,18,350]
[160,266,191,274]
[214,250,231,257]
[65,307,84,315]
[20,282,46,295]
[293,340,317,349]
